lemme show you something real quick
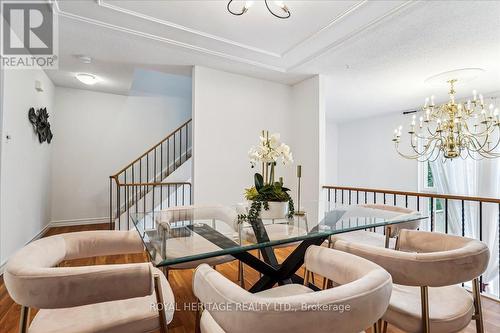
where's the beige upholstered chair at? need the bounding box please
[193,245,392,333]
[153,206,244,285]
[332,229,490,333]
[4,230,175,333]
[329,204,419,249]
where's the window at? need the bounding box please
[419,160,436,192]
[418,160,445,231]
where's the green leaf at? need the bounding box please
[254,173,264,190]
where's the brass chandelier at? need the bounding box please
[393,79,499,161]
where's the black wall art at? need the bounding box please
[28,107,53,144]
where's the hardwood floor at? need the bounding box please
[0,223,499,333]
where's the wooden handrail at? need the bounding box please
[323,185,500,204]
[111,119,192,178]
[117,182,191,187]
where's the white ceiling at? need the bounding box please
[46,0,500,121]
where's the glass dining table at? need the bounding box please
[130,201,426,292]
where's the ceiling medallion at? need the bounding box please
[227,1,291,19]
[393,69,499,161]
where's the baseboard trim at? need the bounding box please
[48,217,110,227]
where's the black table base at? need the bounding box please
[188,219,326,293]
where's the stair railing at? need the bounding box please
[110,119,192,230]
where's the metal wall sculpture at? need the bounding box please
[28,107,53,144]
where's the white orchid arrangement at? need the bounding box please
[240,131,295,222]
[248,131,293,184]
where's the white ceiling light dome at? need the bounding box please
[75,73,99,85]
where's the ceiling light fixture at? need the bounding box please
[393,69,499,161]
[227,0,291,19]
[75,73,99,85]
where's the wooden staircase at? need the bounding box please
[109,119,192,230]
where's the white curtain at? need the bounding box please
[430,158,499,297]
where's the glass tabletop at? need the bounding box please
[131,201,426,267]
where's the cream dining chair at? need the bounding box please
[332,229,490,333]
[4,230,175,333]
[193,245,393,333]
[327,204,420,249]
[153,205,244,285]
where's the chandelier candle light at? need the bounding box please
[393,79,499,161]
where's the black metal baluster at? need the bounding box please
[152,185,155,222]
[174,132,177,171]
[167,138,170,176]
[153,149,156,214]
[461,200,465,237]
[185,123,189,159]
[364,191,367,204]
[356,191,359,204]
[133,166,138,216]
[393,193,396,206]
[445,198,448,234]
[405,195,408,208]
[341,190,344,204]
[118,185,122,230]
[383,193,386,205]
[141,159,145,214]
[168,184,171,207]
[160,143,163,209]
[374,192,376,204]
[327,189,331,202]
[479,201,483,291]
[154,147,157,182]
[180,127,183,164]
[334,189,337,203]
[417,195,420,211]
[125,170,129,229]
[109,177,113,230]
[348,190,351,205]
[182,184,185,205]
[430,197,434,232]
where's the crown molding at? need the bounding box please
[53,0,416,75]
[281,0,368,57]
[98,0,368,60]
[53,0,286,73]
[287,0,416,71]
[98,0,282,58]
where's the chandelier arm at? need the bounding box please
[227,0,246,15]
[264,0,291,19]
[481,133,500,154]
[466,132,490,152]
[395,143,427,160]
[465,123,492,137]
[465,136,485,154]
[426,126,438,137]
[467,149,485,161]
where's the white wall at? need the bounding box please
[325,120,338,185]
[0,68,55,264]
[192,66,325,209]
[192,66,295,206]
[290,76,326,210]
[331,112,418,191]
[50,86,191,223]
